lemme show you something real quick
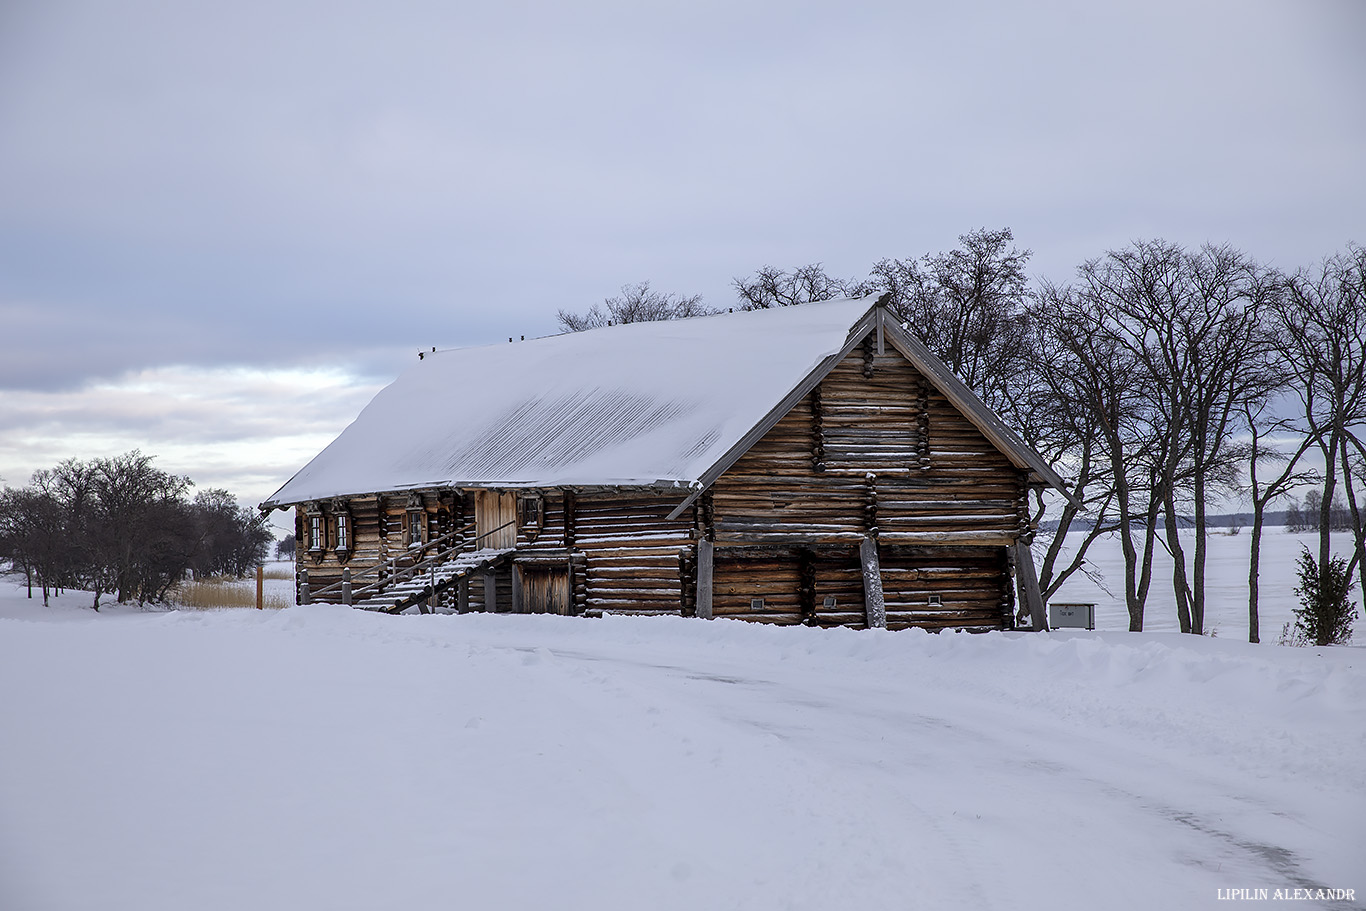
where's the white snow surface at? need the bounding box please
[264,297,878,507]
[2,572,1362,910]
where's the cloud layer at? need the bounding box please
[2,0,1362,513]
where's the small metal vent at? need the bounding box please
[927,594,943,607]
[823,596,836,609]
[750,598,765,611]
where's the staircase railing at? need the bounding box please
[307,519,518,603]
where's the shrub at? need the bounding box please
[1291,548,1357,646]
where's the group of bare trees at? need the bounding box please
[558,232,1366,642]
[0,451,272,609]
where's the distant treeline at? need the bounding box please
[0,451,272,609]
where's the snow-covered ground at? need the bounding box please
[1,538,1362,911]
[1043,527,1356,639]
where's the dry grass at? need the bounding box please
[171,576,293,610]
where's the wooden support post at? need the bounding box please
[341,567,352,606]
[859,536,887,629]
[510,565,523,614]
[696,539,714,620]
[1014,540,1048,631]
[256,564,264,610]
[299,569,310,605]
[458,576,470,613]
[483,569,498,613]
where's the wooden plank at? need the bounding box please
[696,539,714,620]
[859,536,887,629]
[1014,540,1048,631]
[483,569,498,613]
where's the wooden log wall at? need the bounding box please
[707,336,1027,630]
[571,493,692,614]
[879,545,1014,631]
[712,341,1025,547]
[293,496,386,598]
[709,543,1012,630]
[713,547,803,624]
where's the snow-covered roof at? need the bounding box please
[262,294,1069,509]
[264,297,881,507]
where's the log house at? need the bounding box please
[262,295,1070,631]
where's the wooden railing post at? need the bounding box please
[341,567,352,606]
[300,568,310,605]
[256,564,264,610]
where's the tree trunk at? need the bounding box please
[1163,494,1194,634]
[1248,499,1264,643]
[1191,471,1209,635]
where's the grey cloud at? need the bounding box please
[0,0,1362,498]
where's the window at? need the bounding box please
[308,514,323,552]
[518,495,544,540]
[407,510,425,548]
[335,513,350,552]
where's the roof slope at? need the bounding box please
[263,295,1073,509]
[263,297,881,507]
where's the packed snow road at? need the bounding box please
[1,600,1362,911]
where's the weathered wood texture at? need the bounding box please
[710,343,1026,550]
[860,535,888,629]
[710,543,1011,631]
[704,339,1024,630]
[572,494,692,614]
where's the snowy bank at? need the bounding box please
[1,580,1361,911]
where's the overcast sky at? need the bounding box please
[2,0,1363,533]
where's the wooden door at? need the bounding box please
[475,491,517,549]
[519,566,571,615]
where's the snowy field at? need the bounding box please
[1045,527,1357,639]
[1,540,1363,911]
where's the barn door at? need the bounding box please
[519,565,571,615]
[475,491,517,549]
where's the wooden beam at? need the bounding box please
[511,565,523,614]
[1013,540,1048,631]
[859,536,887,629]
[483,569,498,613]
[696,539,714,620]
[457,576,470,613]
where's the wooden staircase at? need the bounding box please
[301,520,516,614]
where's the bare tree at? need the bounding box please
[557,282,713,332]
[0,486,69,603]
[191,489,273,579]
[1240,399,1316,642]
[1035,268,1165,630]
[871,228,1035,420]
[1026,281,1123,602]
[1048,241,1279,634]
[1276,244,1366,603]
[733,263,866,309]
